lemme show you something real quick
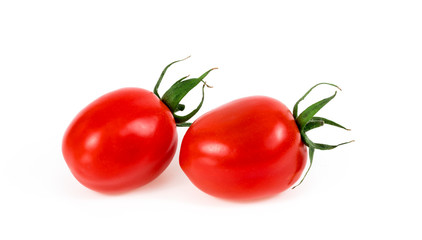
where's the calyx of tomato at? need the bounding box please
[292,83,354,188]
[153,56,216,127]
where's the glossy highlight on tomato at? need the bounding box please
[180,83,352,200]
[62,57,215,193]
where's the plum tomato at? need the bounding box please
[179,83,352,200]
[62,57,215,193]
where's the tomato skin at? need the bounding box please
[62,88,177,193]
[179,96,307,200]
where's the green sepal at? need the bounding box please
[296,91,337,131]
[293,83,341,119]
[176,122,192,127]
[154,56,190,98]
[304,116,351,132]
[172,84,207,123]
[161,68,215,113]
[303,119,325,132]
[302,131,354,151]
[311,117,350,131]
[291,82,353,189]
[312,140,354,150]
[153,57,216,125]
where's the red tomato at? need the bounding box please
[180,96,307,200]
[62,58,215,193]
[180,83,351,200]
[62,88,177,193]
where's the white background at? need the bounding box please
[1,0,421,239]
